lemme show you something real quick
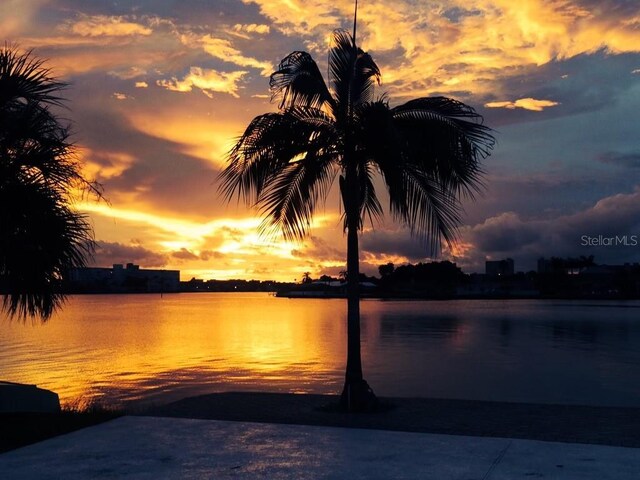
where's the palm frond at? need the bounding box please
[328,30,380,121]
[353,98,397,161]
[352,51,381,105]
[221,113,302,203]
[0,180,93,320]
[392,97,494,154]
[0,45,67,109]
[270,51,333,110]
[328,30,354,104]
[257,148,337,241]
[391,97,494,198]
[359,163,383,227]
[220,108,339,206]
[385,164,463,254]
[221,105,340,241]
[355,98,487,253]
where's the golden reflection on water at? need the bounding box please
[0,293,347,407]
[4,296,640,408]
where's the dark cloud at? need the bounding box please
[314,265,345,278]
[461,169,639,225]
[443,7,482,23]
[360,229,431,261]
[469,212,541,253]
[291,235,344,262]
[461,187,640,272]
[199,250,224,261]
[572,0,640,16]
[171,248,199,260]
[170,248,224,262]
[477,79,640,208]
[598,151,640,169]
[91,241,168,267]
[480,51,640,126]
[437,62,471,75]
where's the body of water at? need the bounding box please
[2,293,639,408]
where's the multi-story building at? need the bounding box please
[67,263,180,293]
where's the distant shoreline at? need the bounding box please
[61,290,640,301]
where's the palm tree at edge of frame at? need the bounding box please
[0,45,98,321]
[219,18,495,412]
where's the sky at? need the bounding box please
[4,0,640,281]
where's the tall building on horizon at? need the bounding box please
[485,258,515,277]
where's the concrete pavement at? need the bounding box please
[0,416,638,479]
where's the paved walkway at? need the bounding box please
[1,416,639,479]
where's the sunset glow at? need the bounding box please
[7,0,640,279]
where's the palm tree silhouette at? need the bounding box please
[220,27,494,410]
[0,46,97,320]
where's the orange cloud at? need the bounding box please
[79,148,136,181]
[232,23,271,36]
[16,16,174,76]
[126,108,244,167]
[244,0,640,99]
[485,98,560,111]
[181,33,273,76]
[65,15,152,37]
[157,67,248,98]
[239,0,342,35]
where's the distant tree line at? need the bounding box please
[377,261,465,298]
[293,256,640,299]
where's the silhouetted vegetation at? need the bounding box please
[0,45,99,320]
[378,261,466,298]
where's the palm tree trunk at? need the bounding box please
[345,203,362,384]
[340,162,377,412]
